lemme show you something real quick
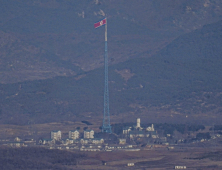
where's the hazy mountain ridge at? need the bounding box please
[114,20,222,114]
[0,30,81,83]
[1,0,222,83]
[0,19,222,125]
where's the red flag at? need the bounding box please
[94,18,106,28]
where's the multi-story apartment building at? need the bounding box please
[84,130,94,139]
[69,130,79,139]
[51,130,61,140]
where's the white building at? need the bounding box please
[136,118,141,128]
[151,131,159,138]
[84,130,94,139]
[51,130,61,140]
[14,137,22,142]
[129,131,145,139]
[92,138,104,144]
[119,138,126,144]
[39,139,55,145]
[62,138,74,145]
[123,126,131,135]
[175,166,186,169]
[80,138,89,144]
[69,130,79,139]
[146,124,155,131]
[127,163,134,167]
[80,138,103,144]
[8,142,25,148]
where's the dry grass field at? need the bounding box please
[72,147,222,170]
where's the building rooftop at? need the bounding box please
[69,130,79,132]
[51,130,61,132]
[84,130,94,132]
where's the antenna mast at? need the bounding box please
[102,18,112,133]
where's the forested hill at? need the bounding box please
[111,19,222,116]
[0,20,222,125]
[1,0,222,83]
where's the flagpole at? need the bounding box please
[102,17,112,133]
[105,18,107,42]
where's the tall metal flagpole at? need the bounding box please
[102,18,112,133]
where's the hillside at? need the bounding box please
[1,0,222,83]
[0,19,222,125]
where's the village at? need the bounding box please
[0,118,221,152]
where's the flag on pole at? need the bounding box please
[94,18,106,28]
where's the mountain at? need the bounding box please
[1,0,222,83]
[0,19,222,125]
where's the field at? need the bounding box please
[1,146,222,170]
[72,147,222,170]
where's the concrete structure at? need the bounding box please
[136,118,141,128]
[119,138,126,144]
[129,131,145,139]
[175,166,186,169]
[14,137,22,142]
[51,130,61,140]
[8,142,25,147]
[62,138,74,145]
[123,126,131,135]
[92,138,104,144]
[84,130,94,139]
[127,163,134,166]
[39,139,55,145]
[151,131,159,138]
[129,131,151,139]
[80,138,104,145]
[80,138,90,144]
[146,124,155,131]
[69,130,79,139]
[145,133,150,137]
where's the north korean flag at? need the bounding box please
[94,18,106,28]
